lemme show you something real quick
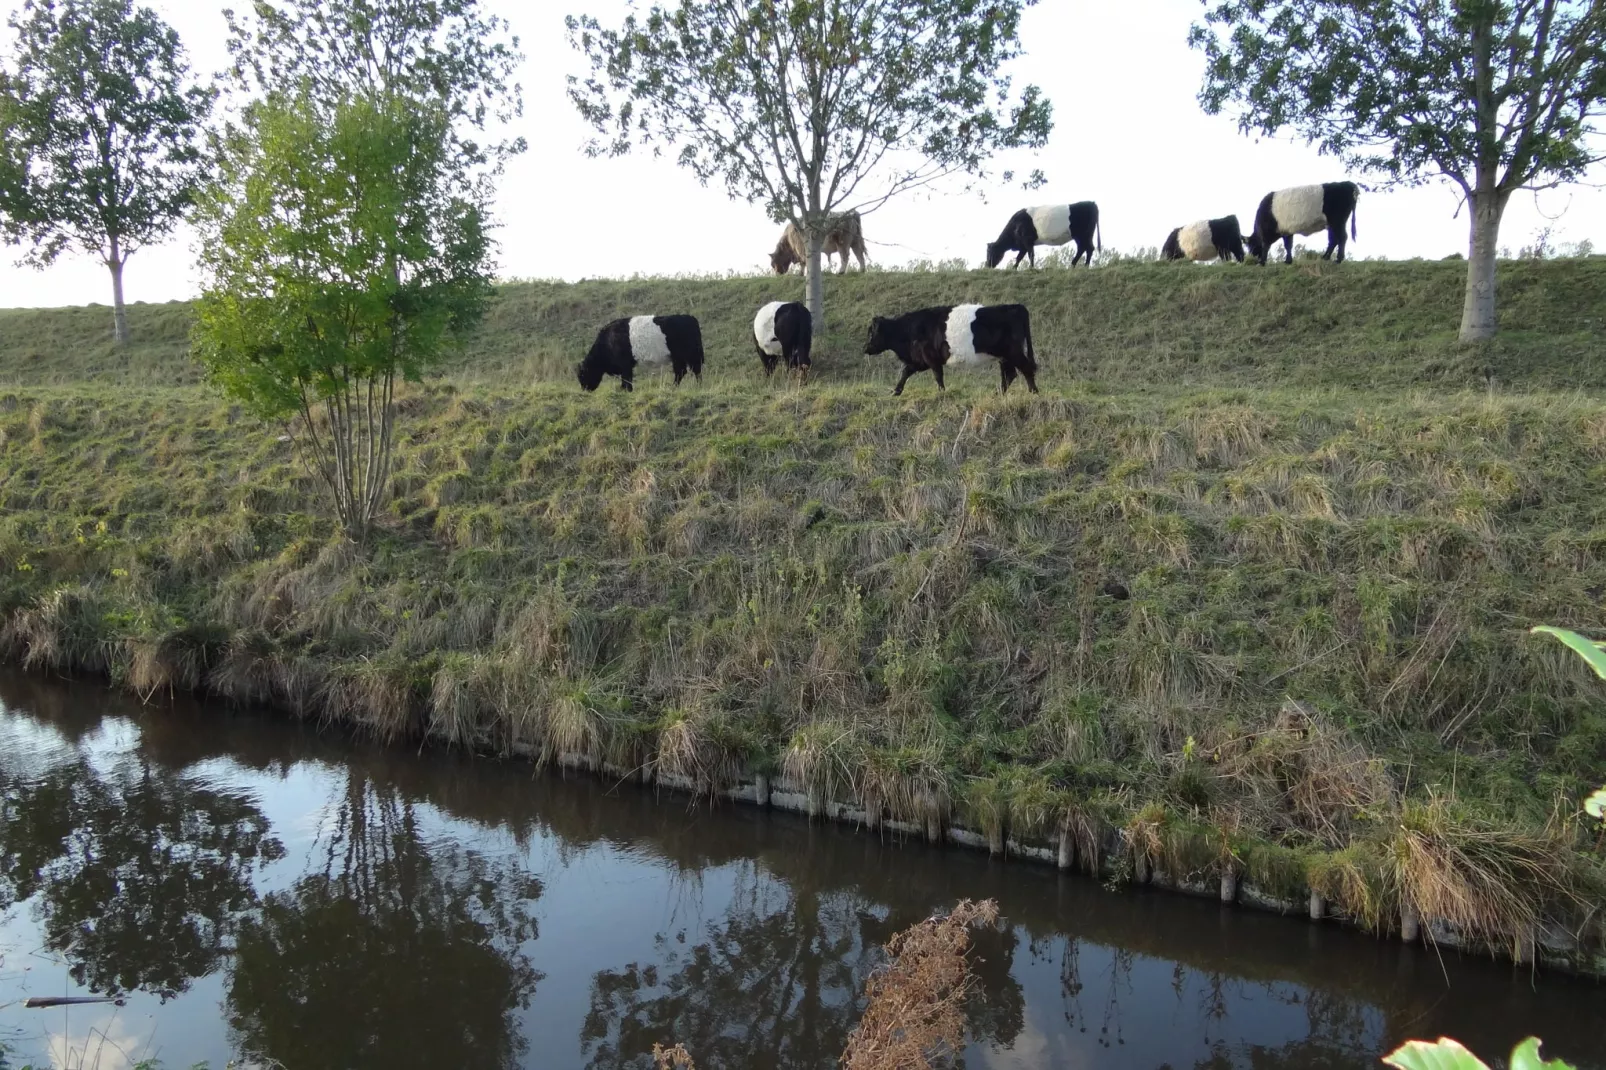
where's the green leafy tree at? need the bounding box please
[1189,0,1606,342]
[0,0,212,346]
[192,91,493,540]
[221,0,526,172]
[567,0,1053,329]
[195,0,521,541]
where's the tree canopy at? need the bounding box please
[0,0,212,345]
[1190,0,1606,340]
[567,0,1054,324]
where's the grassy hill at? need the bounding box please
[5,256,1606,391]
[3,256,1605,962]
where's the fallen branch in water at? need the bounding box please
[23,995,125,1009]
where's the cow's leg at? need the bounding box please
[620,374,634,392]
[1281,234,1294,264]
[1012,248,1028,269]
[999,361,1017,394]
[931,362,947,392]
[1330,224,1346,262]
[891,364,918,396]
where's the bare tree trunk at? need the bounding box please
[1459,182,1507,343]
[805,227,824,331]
[1458,10,1503,345]
[107,236,129,347]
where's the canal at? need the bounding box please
[0,669,1599,1069]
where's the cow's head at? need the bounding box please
[1244,233,1267,263]
[984,241,1006,269]
[864,316,893,356]
[770,244,797,275]
[576,360,605,392]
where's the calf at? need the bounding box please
[986,201,1101,268]
[753,301,813,381]
[864,304,1039,396]
[577,315,704,391]
[1246,182,1359,264]
[1161,215,1246,263]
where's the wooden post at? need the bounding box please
[1219,868,1238,904]
[1400,904,1420,943]
[925,813,943,845]
[1308,890,1325,922]
[753,773,770,808]
[1057,825,1074,871]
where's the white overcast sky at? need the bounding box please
[2,0,1602,310]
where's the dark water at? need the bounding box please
[0,671,1599,1070]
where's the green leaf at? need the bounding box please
[1382,1038,1490,1070]
[1508,1037,1576,1070]
[1584,788,1606,820]
[1530,626,1606,680]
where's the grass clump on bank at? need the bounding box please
[3,258,1606,965]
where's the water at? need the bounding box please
[0,670,1599,1070]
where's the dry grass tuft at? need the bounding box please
[652,1044,697,1070]
[1218,700,1391,846]
[840,899,1000,1070]
[1390,794,1589,957]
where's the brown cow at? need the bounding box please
[770,211,869,275]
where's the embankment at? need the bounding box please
[2,257,1604,970]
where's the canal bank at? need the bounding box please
[4,265,1606,984]
[1,668,1602,1070]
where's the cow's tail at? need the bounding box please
[1024,309,1037,368]
[1350,185,1359,240]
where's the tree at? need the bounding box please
[192,90,494,541]
[0,0,212,346]
[1190,0,1606,342]
[566,0,1053,329]
[221,0,526,172]
[196,0,523,542]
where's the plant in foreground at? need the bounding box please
[1383,1036,1574,1070]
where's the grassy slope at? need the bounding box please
[2,257,1604,953]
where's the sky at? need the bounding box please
[1,0,1602,310]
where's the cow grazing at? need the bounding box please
[1245,182,1359,264]
[986,201,1101,268]
[770,211,868,275]
[753,301,813,381]
[577,315,704,391]
[1161,216,1246,263]
[864,304,1039,396]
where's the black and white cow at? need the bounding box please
[986,202,1101,268]
[864,304,1039,396]
[1245,182,1359,265]
[1161,215,1246,263]
[753,301,813,381]
[577,315,704,391]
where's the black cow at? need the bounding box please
[1161,216,1246,263]
[1245,182,1360,265]
[577,315,704,391]
[986,202,1101,268]
[864,304,1039,396]
[753,300,813,381]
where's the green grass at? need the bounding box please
[3,256,1605,962]
[6,256,1606,390]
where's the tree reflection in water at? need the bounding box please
[225,771,543,1070]
[0,753,283,1000]
[580,864,1024,1070]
